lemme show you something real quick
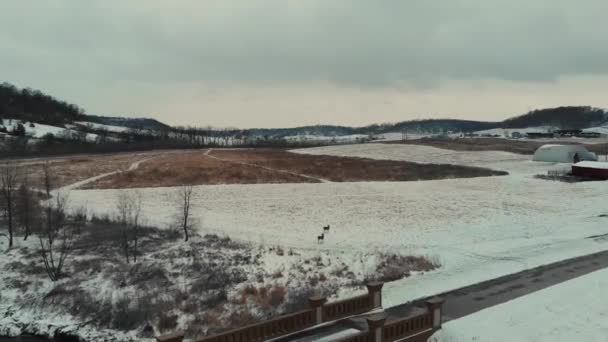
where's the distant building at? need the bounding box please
[533,144,597,163]
[572,161,608,179]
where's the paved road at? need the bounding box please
[275,248,608,341]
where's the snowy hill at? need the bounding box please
[1,118,98,142]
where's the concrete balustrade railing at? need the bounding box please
[337,297,445,342]
[156,282,386,342]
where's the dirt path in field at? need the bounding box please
[57,157,156,192]
[203,149,331,183]
[273,248,608,341]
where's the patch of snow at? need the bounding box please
[373,132,430,142]
[283,134,370,143]
[74,121,131,133]
[431,268,608,342]
[1,119,98,142]
[475,126,555,137]
[582,126,608,136]
[292,143,545,175]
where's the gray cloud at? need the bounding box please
[2,0,608,88]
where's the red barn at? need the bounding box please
[572,161,608,180]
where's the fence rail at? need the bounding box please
[323,293,374,322]
[157,282,385,342]
[383,310,432,342]
[157,289,445,342]
[336,297,445,342]
[198,309,315,342]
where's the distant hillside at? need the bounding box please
[0,82,85,125]
[85,115,171,131]
[502,106,607,130]
[375,119,497,134]
[244,125,357,137]
[242,119,498,138]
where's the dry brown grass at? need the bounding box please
[85,150,315,189]
[209,149,507,182]
[31,148,507,190]
[13,152,163,189]
[391,137,608,155]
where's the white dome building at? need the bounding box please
[533,144,597,163]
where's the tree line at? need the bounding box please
[0,124,354,159]
[502,106,607,130]
[0,82,85,125]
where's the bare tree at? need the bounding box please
[131,194,142,262]
[116,191,142,263]
[39,193,76,281]
[117,191,131,262]
[41,161,56,242]
[0,162,18,248]
[38,161,79,281]
[15,172,39,240]
[177,184,195,242]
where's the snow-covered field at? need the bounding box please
[583,125,608,136]
[63,143,608,310]
[293,143,536,174]
[283,134,370,143]
[431,267,608,342]
[474,126,555,137]
[74,121,131,133]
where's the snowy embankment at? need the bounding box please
[431,267,608,342]
[1,119,98,142]
[73,121,130,133]
[62,143,608,312]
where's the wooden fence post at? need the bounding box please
[425,297,445,331]
[309,295,327,324]
[366,282,384,309]
[156,331,184,342]
[367,313,387,342]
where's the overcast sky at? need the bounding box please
[2,1,608,128]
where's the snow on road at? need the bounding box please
[431,267,608,342]
[65,143,608,308]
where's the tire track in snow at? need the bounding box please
[203,149,331,183]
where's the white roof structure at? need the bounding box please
[532,144,597,163]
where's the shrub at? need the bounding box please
[367,254,440,283]
[112,297,147,331]
[157,312,179,333]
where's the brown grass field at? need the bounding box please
[84,150,315,189]
[9,152,164,190]
[82,148,506,189]
[390,137,608,155]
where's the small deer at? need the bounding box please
[317,232,325,244]
[323,225,330,233]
